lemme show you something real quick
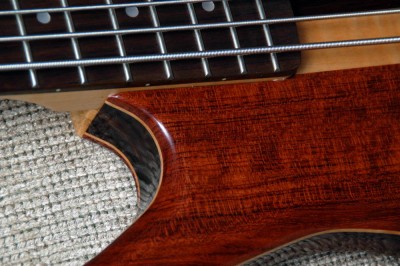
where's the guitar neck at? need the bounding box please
[1,0,400,96]
[0,0,300,95]
[0,3,399,114]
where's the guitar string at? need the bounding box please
[147,0,174,80]
[10,0,38,88]
[0,0,223,16]
[0,5,399,72]
[106,0,132,82]
[60,0,87,85]
[186,2,211,77]
[222,0,247,74]
[255,0,280,72]
[0,8,399,43]
[1,36,399,71]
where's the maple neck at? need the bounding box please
[0,0,399,95]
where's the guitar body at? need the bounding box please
[85,64,400,265]
[1,0,400,264]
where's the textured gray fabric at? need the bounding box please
[1,99,400,266]
[0,100,138,265]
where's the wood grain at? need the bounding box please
[0,0,300,95]
[3,12,399,113]
[297,13,400,74]
[85,103,163,210]
[86,64,400,265]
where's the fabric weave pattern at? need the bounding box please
[0,100,138,265]
[1,99,400,265]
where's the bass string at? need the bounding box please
[1,36,400,72]
[0,8,399,43]
[0,1,399,72]
[0,0,220,16]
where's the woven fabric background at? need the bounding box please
[0,100,138,265]
[1,99,400,265]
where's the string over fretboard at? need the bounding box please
[0,0,399,95]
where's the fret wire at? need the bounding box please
[60,0,87,85]
[148,0,173,80]
[10,0,38,88]
[187,3,211,77]
[222,0,247,74]
[2,36,399,72]
[106,0,132,82]
[0,0,226,16]
[2,8,400,43]
[255,0,280,72]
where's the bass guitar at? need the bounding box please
[1,0,400,264]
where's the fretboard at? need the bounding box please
[0,0,300,95]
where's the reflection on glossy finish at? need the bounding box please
[87,65,400,265]
[85,103,163,211]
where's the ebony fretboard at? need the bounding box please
[0,0,300,95]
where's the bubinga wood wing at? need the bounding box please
[85,64,400,265]
[0,0,400,264]
[1,1,400,112]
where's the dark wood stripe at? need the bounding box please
[87,64,400,265]
[86,103,161,211]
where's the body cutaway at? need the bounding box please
[85,64,400,265]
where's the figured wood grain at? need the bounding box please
[86,64,400,265]
[3,12,400,113]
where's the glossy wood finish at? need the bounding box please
[86,103,162,211]
[0,0,300,95]
[87,64,400,265]
[3,12,400,113]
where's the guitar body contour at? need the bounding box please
[0,0,399,264]
[85,64,400,265]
